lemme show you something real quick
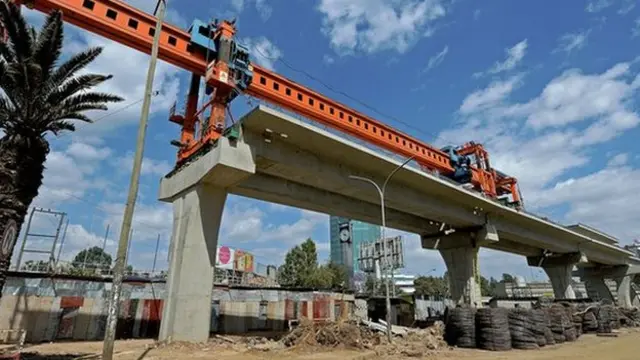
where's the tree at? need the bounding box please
[501,273,515,283]
[277,238,347,289]
[414,275,449,297]
[0,2,123,295]
[72,246,112,273]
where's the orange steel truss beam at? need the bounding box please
[19,0,521,203]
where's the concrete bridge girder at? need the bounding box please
[242,130,482,227]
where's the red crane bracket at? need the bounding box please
[18,0,524,208]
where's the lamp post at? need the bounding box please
[349,155,416,342]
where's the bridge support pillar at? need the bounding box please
[527,252,587,300]
[577,265,638,308]
[583,275,614,302]
[157,137,255,342]
[422,223,499,306]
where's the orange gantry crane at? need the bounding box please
[12,0,523,209]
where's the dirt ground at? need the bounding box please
[14,328,640,360]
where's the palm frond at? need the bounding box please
[0,1,34,62]
[59,92,124,109]
[46,120,76,136]
[33,10,64,84]
[48,74,114,104]
[46,47,103,88]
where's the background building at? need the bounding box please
[329,216,380,272]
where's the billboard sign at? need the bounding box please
[234,249,255,273]
[358,235,404,272]
[215,246,235,270]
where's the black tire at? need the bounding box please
[476,308,511,351]
[508,309,539,350]
[444,307,477,348]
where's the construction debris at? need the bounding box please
[279,318,447,358]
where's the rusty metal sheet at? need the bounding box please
[60,296,84,308]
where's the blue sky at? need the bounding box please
[14,0,640,281]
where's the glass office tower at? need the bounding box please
[329,216,381,272]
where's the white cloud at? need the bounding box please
[619,0,635,14]
[633,18,640,38]
[555,30,591,54]
[459,74,523,114]
[488,39,528,75]
[586,0,613,13]
[438,59,640,237]
[323,54,336,64]
[111,153,173,177]
[33,142,111,208]
[607,153,629,167]
[423,45,449,73]
[241,36,283,71]
[100,201,173,244]
[518,62,640,130]
[231,0,273,21]
[317,0,448,55]
[66,142,111,162]
[220,204,327,247]
[532,163,640,241]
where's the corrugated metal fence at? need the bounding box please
[414,297,454,320]
[0,276,353,343]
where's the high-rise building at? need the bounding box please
[329,216,381,272]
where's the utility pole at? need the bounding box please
[101,1,166,359]
[349,155,416,343]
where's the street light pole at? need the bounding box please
[101,1,166,359]
[349,155,416,343]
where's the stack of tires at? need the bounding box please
[476,308,511,351]
[444,307,476,348]
[508,309,539,349]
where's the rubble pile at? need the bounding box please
[281,319,380,349]
[280,318,447,357]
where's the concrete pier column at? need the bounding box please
[422,223,498,306]
[583,275,614,302]
[613,275,632,308]
[543,265,576,299]
[577,265,639,308]
[157,136,255,342]
[439,245,481,305]
[527,252,586,300]
[159,184,227,342]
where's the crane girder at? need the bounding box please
[14,0,524,209]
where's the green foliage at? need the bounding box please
[71,246,112,272]
[414,275,449,297]
[277,238,348,289]
[501,273,515,283]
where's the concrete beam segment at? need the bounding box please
[237,105,635,266]
[231,174,437,234]
[421,224,499,251]
[158,137,254,342]
[159,137,256,201]
[242,130,483,227]
[159,183,226,342]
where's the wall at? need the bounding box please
[0,276,354,343]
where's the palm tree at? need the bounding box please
[0,2,123,295]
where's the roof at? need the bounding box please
[565,223,620,244]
